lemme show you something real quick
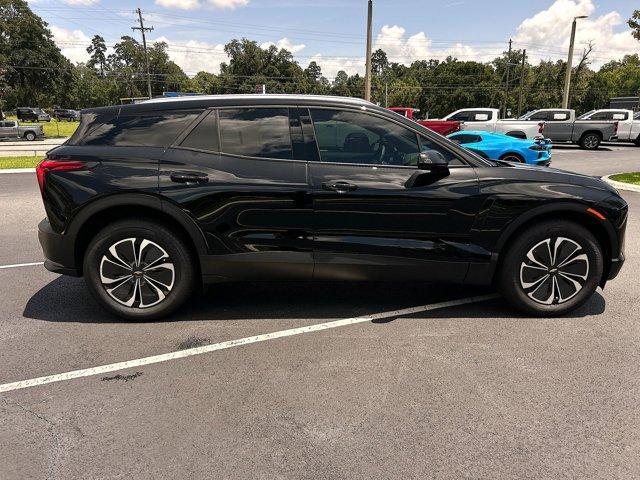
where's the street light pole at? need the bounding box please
[364,0,373,102]
[562,15,588,109]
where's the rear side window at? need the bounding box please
[79,111,200,147]
[218,108,292,159]
[180,110,219,152]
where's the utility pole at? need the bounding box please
[384,82,388,108]
[364,0,373,102]
[503,39,512,118]
[517,49,527,117]
[562,15,588,109]
[132,8,154,99]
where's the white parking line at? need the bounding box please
[0,294,499,394]
[0,261,44,270]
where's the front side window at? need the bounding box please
[80,111,200,147]
[310,108,420,166]
[180,110,219,152]
[218,108,292,159]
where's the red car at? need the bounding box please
[388,107,461,136]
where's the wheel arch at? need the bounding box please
[493,203,616,286]
[68,193,208,276]
[580,130,603,140]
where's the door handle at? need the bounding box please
[170,171,209,184]
[322,181,357,193]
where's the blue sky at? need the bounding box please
[30,0,640,77]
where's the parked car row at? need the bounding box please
[393,106,635,151]
[15,106,79,123]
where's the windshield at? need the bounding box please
[518,111,534,120]
[635,111,640,120]
[577,110,595,120]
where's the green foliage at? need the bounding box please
[629,10,640,41]
[1,1,640,117]
[610,172,640,186]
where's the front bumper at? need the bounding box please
[607,253,625,281]
[38,218,81,276]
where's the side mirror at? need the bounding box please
[418,150,448,170]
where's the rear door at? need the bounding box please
[305,107,481,282]
[160,106,314,282]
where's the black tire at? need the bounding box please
[634,136,640,147]
[499,152,525,163]
[83,219,196,321]
[498,220,603,317]
[579,132,601,150]
[24,132,36,141]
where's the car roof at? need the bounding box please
[83,94,375,116]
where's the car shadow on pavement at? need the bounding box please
[23,275,604,324]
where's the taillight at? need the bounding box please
[36,159,86,194]
[538,122,545,134]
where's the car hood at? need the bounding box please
[493,160,619,195]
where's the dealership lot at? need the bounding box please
[1,146,640,479]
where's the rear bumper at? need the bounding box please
[38,218,81,276]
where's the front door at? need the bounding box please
[160,107,314,282]
[0,121,18,139]
[305,107,481,282]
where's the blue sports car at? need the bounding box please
[447,130,552,166]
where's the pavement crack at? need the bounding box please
[101,371,143,382]
[0,396,62,480]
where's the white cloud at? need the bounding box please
[63,0,100,5]
[154,0,248,9]
[208,0,249,8]
[50,25,91,64]
[308,54,365,78]
[260,37,306,54]
[155,0,199,9]
[155,36,229,74]
[514,0,638,67]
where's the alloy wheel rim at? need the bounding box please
[99,238,175,309]
[584,135,598,148]
[503,155,523,163]
[519,237,589,305]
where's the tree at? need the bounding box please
[86,35,107,76]
[371,49,389,76]
[629,10,640,41]
[0,0,74,108]
[304,61,322,83]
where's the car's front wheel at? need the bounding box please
[579,132,601,150]
[498,220,603,317]
[83,219,196,320]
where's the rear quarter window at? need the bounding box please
[78,111,200,147]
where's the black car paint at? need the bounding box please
[38,95,627,288]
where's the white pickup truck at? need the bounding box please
[578,109,640,146]
[442,108,544,140]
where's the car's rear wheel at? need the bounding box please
[83,219,196,321]
[499,152,525,163]
[498,220,603,317]
[24,132,36,141]
[579,132,601,150]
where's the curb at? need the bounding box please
[0,168,35,174]
[602,173,640,193]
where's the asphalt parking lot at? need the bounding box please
[1,144,640,479]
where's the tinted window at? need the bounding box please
[81,112,199,147]
[310,108,419,166]
[452,110,492,122]
[180,110,219,152]
[219,108,292,159]
[528,111,549,121]
[635,112,640,120]
[449,134,481,144]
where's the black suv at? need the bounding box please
[37,95,627,320]
[16,107,51,122]
[52,107,79,122]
